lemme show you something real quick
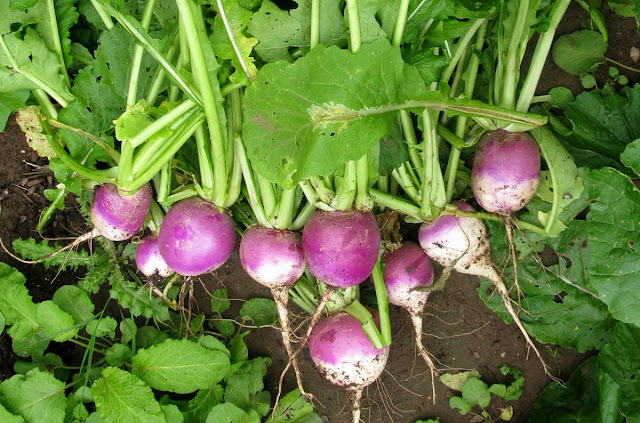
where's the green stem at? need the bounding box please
[126,0,155,106]
[421,110,437,217]
[369,188,424,221]
[177,0,227,206]
[391,166,420,204]
[235,138,270,227]
[46,136,116,183]
[309,177,334,204]
[441,206,547,235]
[516,0,571,112]
[605,57,640,73]
[371,261,392,346]
[440,19,485,84]
[343,300,385,349]
[334,161,357,210]
[124,116,205,192]
[400,111,423,172]
[310,0,320,48]
[129,100,196,147]
[299,181,334,212]
[273,188,296,229]
[499,0,530,110]
[290,202,315,231]
[33,90,58,119]
[391,0,411,47]
[156,160,172,205]
[436,123,466,150]
[45,0,70,87]
[257,176,277,218]
[89,0,114,29]
[312,98,547,130]
[149,199,165,234]
[345,0,361,52]
[146,39,180,106]
[194,125,215,198]
[290,290,315,314]
[355,154,372,211]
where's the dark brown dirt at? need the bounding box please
[0,3,638,422]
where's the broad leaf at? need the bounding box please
[52,285,94,326]
[0,90,29,131]
[0,403,24,423]
[0,263,39,341]
[92,367,165,423]
[621,138,640,176]
[86,317,117,338]
[184,385,224,423]
[239,298,277,327]
[224,357,272,417]
[210,288,231,314]
[0,368,66,423]
[266,389,315,423]
[36,301,76,342]
[243,39,417,186]
[552,30,607,75]
[105,344,134,367]
[586,168,640,327]
[206,403,260,423]
[133,339,231,394]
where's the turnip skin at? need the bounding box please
[383,242,433,314]
[239,226,305,289]
[471,130,540,215]
[309,310,389,390]
[135,236,174,278]
[91,183,152,241]
[302,210,380,288]
[158,198,235,276]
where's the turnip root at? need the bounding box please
[135,236,174,278]
[383,242,439,401]
[158,197,235,276]
[239,226,307,396]
[418,202,552,377]
[91,183,153,241]
[309,310,389,423]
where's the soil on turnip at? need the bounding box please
[0,3,638,422]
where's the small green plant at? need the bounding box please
[439,365,525,422]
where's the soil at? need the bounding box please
[0,3,638,423]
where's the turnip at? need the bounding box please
[135,236,174,278]
[158,197,235,276]
[383,242,439,400]
[471,130,540,215]
[239,225,307,395]
[308,310,389,423]
[1,183,153,264]
[418,202,552,376]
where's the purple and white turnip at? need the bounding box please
[135,235,174,278]
[309,310,389,423]
[158,197,235,276]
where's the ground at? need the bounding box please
[0,3,638,422]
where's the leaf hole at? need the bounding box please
[553,291,567,304]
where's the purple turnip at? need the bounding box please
[418,202,551,376]
[309,310,389,422]
[303,210,381,289]
[239,226,307,396]
[471,130,540,215]
[91,183,153,241]
[158,197,235,276]
[135,236,174,278]
[383,242,439,400]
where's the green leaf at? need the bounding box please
[608,0,636,16]
[185,385,224,423]
[239,298,277,327]
[531,126,585,236]
[135,326,170,349]
[0,90,29,131]
[449,396,473,415]
[378,121,409,176]
[0,368,66,423]
[119,318,137,345]
[198,335,230,357]
[68,402,90,423]
[555,84,640,170]
[243,39,412,186]
[266,389,314,423]
[92,367,165,423]
[0,29,74,104]
[78,255,111,293]
[36,301,77,342]
[210,0,258,81]
[480,220,616,352]
[161,404,184,423]
[224,357,272,417]
[12,238,90,270]
[86,317,117,338]
[0,263,39,340]
[599,323,640,421]
[498,365,525,401]
[0,403,25,423]
[75,386,93,404]
[402,48,448,86]
[12,332,49,358]
[500,406,514,421]
[206,403,260,423]
[210,288,230,314]
[549,87,575,109]
[52,285,94,326]
[461,378,491,408]
[530,357,601,422]
[0,310,5,334]
[214,319,236,337]
[247,0,345,63]
[133,339,231,394]
[586,168,640,326]
[439,370,482,391]
[552,30,607,75]
[107,264,170,321]
[597,369,623,423]
[228,333,249,364]
[621,138,640,176]
[105,344,134,367]
[14,353,67,382]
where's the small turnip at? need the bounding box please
[158,197,235,276]
[135,236,174,278]
[91,183,152,241]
